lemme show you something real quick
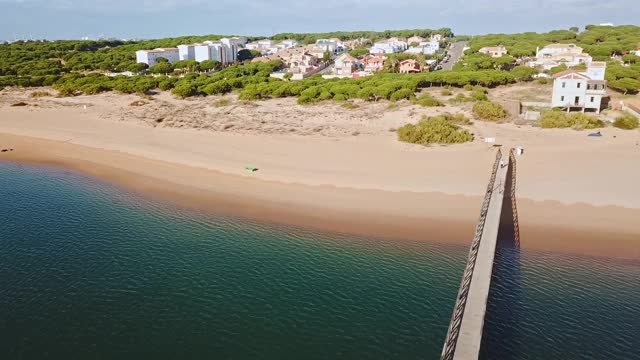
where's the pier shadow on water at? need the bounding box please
[479,162,524,360]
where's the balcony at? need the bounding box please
[586,88,607,95]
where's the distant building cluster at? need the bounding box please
[530,44,592,70]
[135,37,247,67]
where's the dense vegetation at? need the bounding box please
[0,34,257,77]
[613,112,640,129]
[397,114,473,145]
[538,111,605,130]
[472,101,509,121]
[466,25,640,59]
[2,25,640,98]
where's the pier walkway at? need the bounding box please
[440,149,520,360]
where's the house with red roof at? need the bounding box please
[551,62,607,113]
[399,59,422,73]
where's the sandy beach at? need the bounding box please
[1,87,639,259]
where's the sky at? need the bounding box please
[1,0,639,40]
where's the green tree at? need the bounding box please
[127,62,149,73]
[199,60,222,72]
[621,54,640,65]
[322,50,333,64]
[156,57,169,63]
[510,66,538,81]
[569,27,579,33]
[237,49,256,62]
[609,78,640,94]
[149,62,174,74]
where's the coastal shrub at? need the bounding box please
[439,113,472,125]
[539,111,605,130]
[171,83,198,98]
[30,91,51,97]
[440,89,453,96]
[201,81,232,95]
[537,77,549,85]
[449,93,473,104]
[413,93,443,107]
[472,101,508,121]
[613,113,639,129]
[158,78,177,91]
[390,89,415,102]
[463,84,474,91]
[397,115,473,145]
[333,93,347,102]
[470,89,489,101]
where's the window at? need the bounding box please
[562,82,566,88]
[591,97,595,102]
[587,84,591,90]
[561,96,565,102]
[577,82,581,88]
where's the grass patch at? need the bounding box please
[612,112,639,129]
[413,93,443,107]
[213,98,232,107]
[397,115,473,145]
[440,89,453,96]
[387,103,399,111]
[341,102,359,109]
[539,111,605,130]
[30,91,52,97]
[472,101,509,121]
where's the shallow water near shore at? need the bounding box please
[1,161,638,359]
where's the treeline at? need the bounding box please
[466,25,640,59]
[270,28,454,45]
[0,34,255,77]
[0,60,521,101]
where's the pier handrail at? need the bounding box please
[509,149,520,248]
[440,149,503,360]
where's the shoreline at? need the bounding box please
[1,132,638,260]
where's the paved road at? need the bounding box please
[440,41,468,71]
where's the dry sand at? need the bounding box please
[1,87,639,259]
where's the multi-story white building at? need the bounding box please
[530,44,592,70]
[370,40,408,54]
[194,41,238,64]
[177,44,197,61]
[135,48,180,66]
[551,62,607,113]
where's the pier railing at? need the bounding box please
[440,149,503,360]
[509,149,520,248]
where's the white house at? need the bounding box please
[135,48,180,66]
[334,53,357,75]
[406,40,440,55]
[634,42,640,56]
[370,40,408,54]
[315,39,339,53]
[531,44,592,70]
[431,34,443,42]
[479,46,508,58]
[551,62,607,113]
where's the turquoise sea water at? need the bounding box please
[0,161,638,359]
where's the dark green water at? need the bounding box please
[0,161,638,359]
